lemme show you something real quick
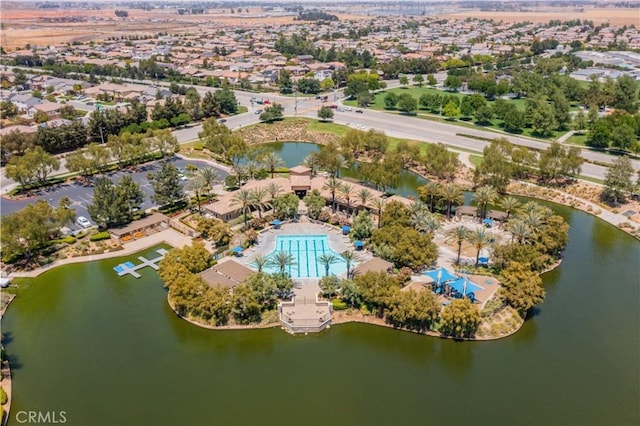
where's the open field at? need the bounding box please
[441,7,640,26]
[1,5,366,51]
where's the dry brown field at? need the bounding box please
[0,5,366,51]
[440,7,640,26]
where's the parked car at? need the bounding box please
[255,109,263,115]
[217,118,227,123]
[76,216,92,228]
[355,109,364,114]
[329,104,338,109]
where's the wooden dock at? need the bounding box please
[114,248,169,278]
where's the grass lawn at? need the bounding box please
[344,86,574,141]
[470,155,484,167]
[306,119,349,137]
[565,133,589,146]
[236,106,248,114]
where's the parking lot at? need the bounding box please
[0,157,228,231]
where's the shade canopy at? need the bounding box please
[478,257,489,264]
[423,267,457,284]
[354,240,364,248]
[448,278,483,296]
[342,225,351,232]
[232,246,244,253]
[483,218,493,225]
[271,219,281,225]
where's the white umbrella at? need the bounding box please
[437,269,442,285]
[462,279,467,296]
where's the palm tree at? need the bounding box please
[410,209,435,234]
[355,188,373,211]
[268,251,296,275]
[338,182,355,214]
[418,182,441,212]
[250,186,270,219]
[371,197,386,228]
[467,227,492,268]
[323,176,341,213]
[302,152,319,176]
[198,167,219,196]
[508,219,532,244]
[523,210,544,233]
[261,151,285,179]
[409,199,429,216]
[251,254,269,273]
[340,250,359,279]
[317,253,339,277]
[446,225,470,265]
[499,196,520,220]
[185,175,206,213]
[473,185,499,219]
[245,160,261,180]
[333,154,350,178]
[440,183,463,219]
[231,188,253,229]
[265,182,282,201]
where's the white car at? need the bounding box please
[76,216,92,228]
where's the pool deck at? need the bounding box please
[237,222,373,278]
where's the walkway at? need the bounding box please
[278,278,332,334]
[8,228,193,279]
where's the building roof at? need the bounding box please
[109,212,170,237]
[199,260,254,288]
[353,257,394,276]
[289,165,311,175]
[290,174,311,190]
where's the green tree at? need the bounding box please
[340,250,359,279]
[385,290,439,331]
[317,105,334,121]
[396,93,417,114]
[303,189,326,219]
[7,146,60,186]
[613,74,638,114]
[475,105,493,125]
[587,119,611,149]
[443,75,462,91]
[372,225,438,270]
[399,76,409,87]
[272,193,299,219]
[149,129,179,158]
[538,142,583,183]
[440,183,463,219]
[499,261,545,314]
[354,271,400,315]
[148,161,183,207]
[1,199,75,261]
[499,196,520,219]
[443,100,460,120]
[474,138,513,192]
[319,275,341,299]
[603,156,635,205]
[384,92,398,110]
[352,210,374,240]
[231,188,253,229]
[427,74,437,86]
[198,118,247,164]
[439,298,481,338]
[232,283,262,324]
[87,176,144,228]
[412,74,424,87]
[197,217,232,246]
[260,103,285,123]
[572,110,588,134]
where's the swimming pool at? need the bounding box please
[263,235,348,278]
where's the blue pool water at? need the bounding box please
[113,265,124,273]
[263,235,348,278]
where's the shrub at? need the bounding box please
[89,231,111,242]
[0,386,7,404]
[52,236,76,245]
[193,143,204,151]
[332,299,348,310]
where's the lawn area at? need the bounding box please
[344,85,575,141]
[306,119,349,137]
[565,133,589,146]
[469,154,484,167]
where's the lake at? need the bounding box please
[2,142,639,425]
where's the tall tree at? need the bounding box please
[603,156,635,205]
[261,151,285,179]
[446,226,470,265]
[467,227,492,268]
[148,161,183,208]
[231,188,253,229]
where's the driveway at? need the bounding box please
[0,157,228,230]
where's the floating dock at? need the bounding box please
[112,248,169,278]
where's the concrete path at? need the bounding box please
[8,228,193,279]
[556,130,576,143]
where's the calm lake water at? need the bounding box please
[3,143,639,425]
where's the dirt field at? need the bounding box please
[1,5,366,51]
[441,7,640,26]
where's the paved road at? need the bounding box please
[0,157,227,230]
